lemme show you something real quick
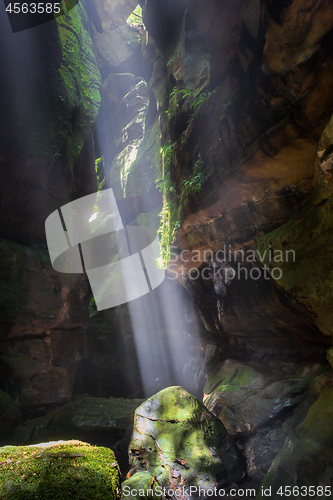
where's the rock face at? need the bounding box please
[257,387,333,499]
[256,114,333,338]
[123,386,243,495]
[12,396,143,471]
[0,440,120,499]
[203,359,326,483]
[0,239,90,410]
[0,390,20,445]
[0,1,101,244]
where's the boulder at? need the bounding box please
[123,386,243,496]
[0,440,120,499]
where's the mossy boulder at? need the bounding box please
[256,388,333,499]
[0,440,120,499]
[123,386,243,497]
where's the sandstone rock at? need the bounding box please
[0,239,90,409]
[102,73,139,105]
[263,0,333,74]
[94,23,142,73]
[123,386,243,495]
[0,440,120,499]
[243,398,314,483]
[257,387,333,499]
[104,80,150,200]
[256,193,333,337]
[313,114,333,203]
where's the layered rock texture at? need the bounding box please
[1,0,333,496]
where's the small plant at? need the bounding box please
[156,144,207,268]
[181,156,206,200]
[156,203,180,269]
[95,156,105,191]
[165,87,216,119]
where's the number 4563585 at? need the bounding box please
[6,3,61,14]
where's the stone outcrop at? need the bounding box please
[0,238,90,410]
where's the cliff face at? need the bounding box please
[1,0,333,492]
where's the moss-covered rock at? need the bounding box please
[0,440,120,499]
[56,2,101,166]
[123,386,243,497]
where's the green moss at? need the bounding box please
[56,3,101,167]
[0,441,120,500]
[204,363,256,397]
[19,1,100,166]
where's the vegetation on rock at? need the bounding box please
[0,440,120,499]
